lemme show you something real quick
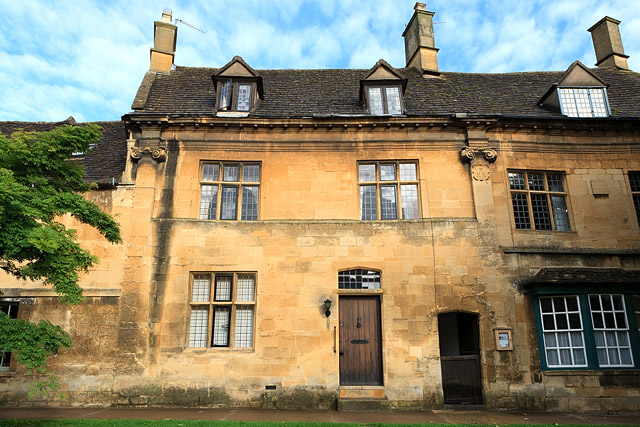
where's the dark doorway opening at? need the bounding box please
[438,312,483,405]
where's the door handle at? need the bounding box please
[339,351,344,355]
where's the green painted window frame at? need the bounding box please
[532,285,640,371]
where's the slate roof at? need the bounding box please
[0,118,127,186]
[132,65,640,119]
[523,268,640,286]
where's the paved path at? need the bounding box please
[0,407,639,425]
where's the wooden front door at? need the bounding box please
[339,296,383,386]
[438,312,483,405]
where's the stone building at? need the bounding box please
[1,3,640,411]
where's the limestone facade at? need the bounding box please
[1,4,640,412]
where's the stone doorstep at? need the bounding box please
[339,387,386,399]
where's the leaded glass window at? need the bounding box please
[199,163,260,221]
[189,273,256,349]
[358,162,419,220]
[338,269,381,290]
[558,87,609,118]
[366,85,404,115]
[509,171,570,231]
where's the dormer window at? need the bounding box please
[212,56,263,116]
[539,61,610,119]
[367,86,403,115]
[361,59,407,116]
[217,80,255,112]
[558,87,608,118]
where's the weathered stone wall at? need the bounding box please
[1,124,639,411]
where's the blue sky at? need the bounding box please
[1,0,638,122]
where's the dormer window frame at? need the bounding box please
[363,80,405,116]
[215,78,258,113]
[557,86,610,118]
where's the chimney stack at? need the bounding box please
[149,8,178,73]
[588,16,629,70]
[402,2,439,74]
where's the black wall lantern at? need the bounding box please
[324,298,332,317]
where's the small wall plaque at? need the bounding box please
[494,329,513,351]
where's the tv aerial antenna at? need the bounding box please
[174,18,206,34]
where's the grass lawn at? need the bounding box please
[0,421,622,427]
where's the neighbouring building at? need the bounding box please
[1,3,640,411]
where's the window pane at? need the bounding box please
[540,297,553,313]
[555,313,568,330]
[401,185,419,219]
[531,194,551,230]
[189,307,209,347]
[368,87,383,115]
[399,163,417,181]
[550,196,570,231]
[509,172,526,190]
[199,185,218,220]
[234,307,254,348]
[360,185,378,220]
[566,297,578,312]
[553,297,566,312]
[243,165,260,182]
[511,193,531,229]
[546,349,559,366]
[221,187,238,220]
[542,314,555,330]
[528,173,545,191]
[237,84,252,111]
[219,80,232,110]
[359,164,376,182]
[202,164,220,181]
[570,331,583,346]
[385,87,402,115]
[192,275,211,302]
[573,349,586,365]
[241,186,259,221]
[380,185,398,220]
[544,333,557,347]
[223,165,240,182]
[630,174,640,192]
[547,174,564,192]
[380,164,396,181]
[214,276,232,301]
[212,307,230,346]
[589,88,608,117]
[236,275,255,302]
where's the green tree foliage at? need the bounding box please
[0,124,122,393]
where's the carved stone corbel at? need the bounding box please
[129,145,167,163]
[460,147,498,163]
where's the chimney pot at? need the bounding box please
[588,16,629,70]
[162,8,172,23]
[415,2,426,11]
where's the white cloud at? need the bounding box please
[0,0,637,121]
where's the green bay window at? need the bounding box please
[532,287,640,370]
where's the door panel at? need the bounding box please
[339,296,383,386]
